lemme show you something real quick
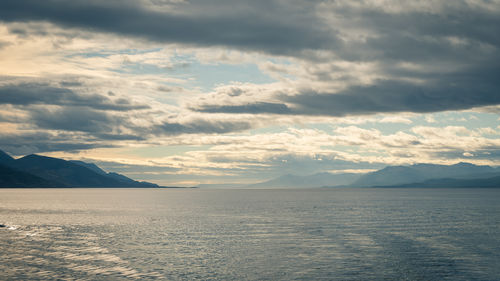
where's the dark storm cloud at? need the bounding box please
[195,75,500,117]
[0,131,115,155]
[2,1,500,118]
[331,5,500,62]
[0,115,253,154]
[28,107,149,140]
[196,102,291,115]
[94,133,146,141]
[154,119,253,135]
[0,0,334,55]
[0,106,144,154]
[0,83,149,111]
[288,61,500,115]
[177,1,498,117]
[193,1,500,118]
[2,0,497,61]
[30,107,115,133]
[287,83,500,116]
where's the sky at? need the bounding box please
[0,0,500,186]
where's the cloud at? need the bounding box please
[288,78,500,115]
[179,1,500,117]
[1,0,500,183]
[0,82,149,111]
[0,40,10,49]
[194,77,500,116]
[0,77,261,153]
[3,1,500,119]
[379,116,413,124]
[317,1,500,61]
[30,106,116,133]
[195,102,291,114]
[153,119,253,135]
[0,0,335,55]
[3,1,498,62]
[425,115,437,123]
[31,123,500,185]
[0,131,115,155]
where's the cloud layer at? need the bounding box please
[2,0,500,117]
[196,77,500,116]
[1,0,500,185]
[0,0,334,55]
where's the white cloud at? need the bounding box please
[379,116,413,124]
[425,115,437,123]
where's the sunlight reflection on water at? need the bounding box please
[0,188,499,280]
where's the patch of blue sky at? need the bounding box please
[413,111,500,131]
[162,51,278,90]
[354,122,413,135]
[105,51,276,90]
[302,123,336,132]
[342,111,499,135]
[187,62,276,91]
[233,111,499,139]
[260,57,297,80]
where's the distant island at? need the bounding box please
[0,149,170,188]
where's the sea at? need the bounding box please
[0,188,499,280]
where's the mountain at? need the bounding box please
[106,172,158,187]
[0,149,159,188]
[0,164,63,188]
[251,162,500,189]
[70,160,107,175]
[351,162,497,187]
[392,175,500,188]
[2,147,498,189]
[0,150,15,165]
[71,161,158,187]
[248,172,362,188]
[13,154,131,187]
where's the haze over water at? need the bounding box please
[1,188,499,280]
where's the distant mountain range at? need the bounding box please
[249,162,500,188]
[246,172,361,188]
[0,149,159,188]
[2,147,499,188]
[352,162,500,187]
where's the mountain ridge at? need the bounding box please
[0,164,63,188]
[246,172,362,188]
[248,162,500,189]
[382,175,500,188]
[0,149,160,188]
[2,147,499,188]
[351,162,497,187]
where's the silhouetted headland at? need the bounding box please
[0,149,180,188]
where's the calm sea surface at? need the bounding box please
[0,188,499,280]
